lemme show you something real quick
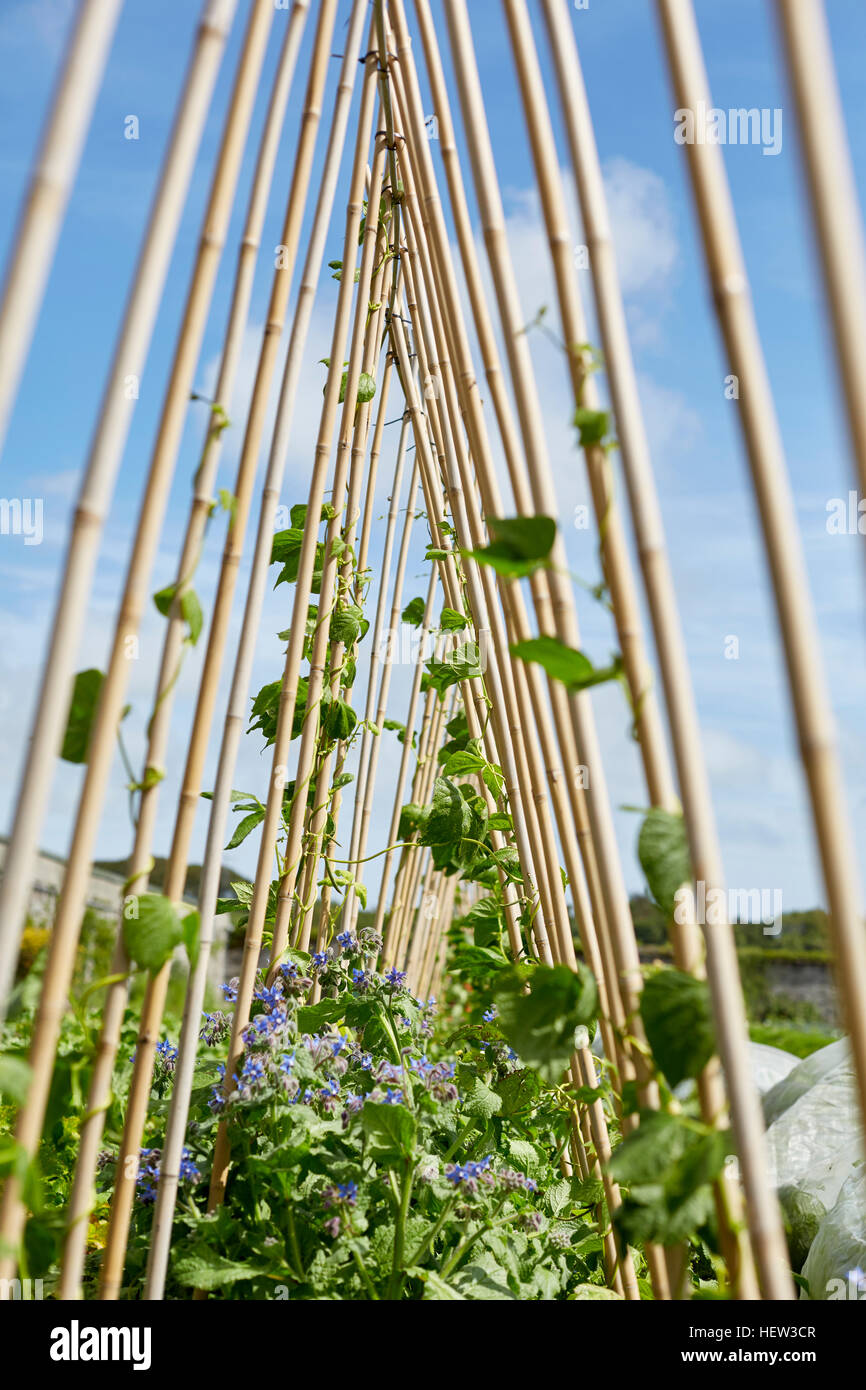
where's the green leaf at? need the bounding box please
[0,1055,32,1106]
[335,370,376,404]
[60,669,104,763]
[494,963,598,1084]
[224,808,265,851]
[398,802,426,838]
[442,750,485,778]
[329,602,365,648]
[402,596,426,627]
[173,1245,267,1291]
[640,968,715,1088]
[460,1076,503,1119]
[153,583,176,617]
[420,1271,465,1301]
[608,1111,730,1246]
[574,406,611,448]
[296,998,346,1033]
[181,909,200,969]
[356,371,376,403]
[467,515,556,578]
[422,642,484,697]
[440,606,468,631]
[509,636,622,691]
[361,1102,417,1162]
[180,588,203,646]
[321,693,357,744]
[638,808,691,918]
[123,894,184,974]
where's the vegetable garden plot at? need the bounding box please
[0,0,864,1305]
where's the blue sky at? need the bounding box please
[0,0,864,919]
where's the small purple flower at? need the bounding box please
[324,1216,341,1239]
[385,968,407,989]
[254,982,283,1011]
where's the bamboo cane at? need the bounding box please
[401,0,630,1091]
[127,0,369,1301]
[657,0,863,1298]
[262,134,391,975]
[0,0,240,1033]
[291,253,401,956]
[424,0,673,1298]
[373,566,439,947]
[99,0,337,1299]
[143,2,373,1296]
[0,0,243,1285]
[534,0,761,1299]
[503,0,757,1298]
[59,0,310,1301]
[204,54,382,1219]
[342,437,420,931]
[0,0,123,456]
[395,0,621,990]
[774,0,866,517]
[394,104,616,994]
[395,0,635,1133]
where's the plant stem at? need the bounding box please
[387,1157,414,1299]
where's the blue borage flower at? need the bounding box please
[445,1156,494,1192]
[221,979,239,1003]
[482,1005,498,1023]
[385,968,407,988]
[336,930,358,952]
[311,951,330,972]
[444,1158,538,1198]
[200,1010,230,1046]
[135,1146,200,1203]
[253,981,284,1010]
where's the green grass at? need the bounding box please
[748,1023,839,1058]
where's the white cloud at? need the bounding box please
[601,157,679,297]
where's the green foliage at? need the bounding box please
[510,636,622,692]
[638,808,691,919]
[494,964,598,1084]
[574,406,611,448]
[402,596,426,627]
[421,642,484,697]
[467,515,556,578]
[440,606,468,631]
[60,668,104,763]
[122,894,197,975]
[640,968,715,1088]
[607,1111,731,1247]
